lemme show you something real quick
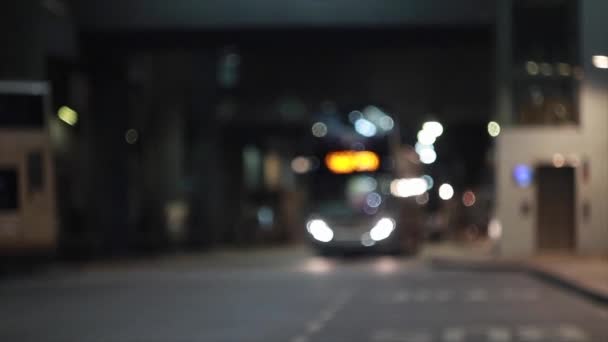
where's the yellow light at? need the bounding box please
[57,106,78,126]
[325,151,354,174]
[353,151,380,172]
[488,121,501,138]
[325,150,380,174]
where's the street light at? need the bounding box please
[488,121,501,138]
[592,55,608,69]
[422,121,444,137]
[438,183,454,200]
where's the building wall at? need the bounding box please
[496,0,608,257]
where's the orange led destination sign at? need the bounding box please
[325,150,380,174]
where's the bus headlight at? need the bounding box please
[369,217,395,241]
[306,219,334,243]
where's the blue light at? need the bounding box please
[513,164,534,187]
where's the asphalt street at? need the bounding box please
[0,247,606,341]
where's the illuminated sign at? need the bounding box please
[513,164,533,188]
[325,150,380,174]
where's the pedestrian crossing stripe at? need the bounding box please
[371,324,589,342]
[390,288,539,303]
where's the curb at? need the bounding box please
[526,264,608,305]
[428,257,608,306]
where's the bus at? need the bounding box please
[304,106,422,255]
[0,81,58,256]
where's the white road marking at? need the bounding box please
[435,290,452,302]
[289,289,356,342]
[371,330,395,341]
[290,335,308,342]
[487,327,511,342]
[556,324,588,341]
[519,289,539,301]
[442,327,465,342]
[388,287,544,304]
[306,321,323,334]
[372,330,432,342]
[467,289,489,302]
[394,291,410,303]
[319,309,334,322]
[502,288,539,301]
[517,326,545,341]
[412,290,431,302]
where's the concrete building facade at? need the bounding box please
[496,0,608,257]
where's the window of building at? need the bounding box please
[512,0,580,125]
[0,169,18,210]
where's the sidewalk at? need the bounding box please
[527,254,608,303]
[424,240,608,304]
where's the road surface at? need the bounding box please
[0,247,606,341]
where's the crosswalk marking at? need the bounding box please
[371,325,590,342]
[306,321,323,334]
[412,290,431,302]
[487,327,512,342]
[435,290,452,302]
[557,324,588,341]
[503,288,539,301]
[372,330,432,342]
[442,327,465,342]
[290,335,308,342]
[394,291,410,303]
[390,288,538,303]
[518,326,545,341]
[467,289,489,302]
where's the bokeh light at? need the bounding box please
[525,61,539,75]
[415,192,429,205]
[438,183,454,200]
[378,116,394,131]
[311,122,328,137]
[422,121,443,137]
[257,206,274,227]
[422,175,434,190]
[553,153,565,168]
[415,142,434,154]
[355,118,377,137]
[57,106,78,126]
[325,150,380,174]
[592,55,608,69]
[462,190,476,207]
[125,129,139,144]
[488,218,502,240]
[513,164,534,188]
[417,129,436,145]
[390,178,427,198]
[348,110,363,123]
[365,192,382,208]
[291,156,312,174]
[419,148,437,165]
[488,121,501,137]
